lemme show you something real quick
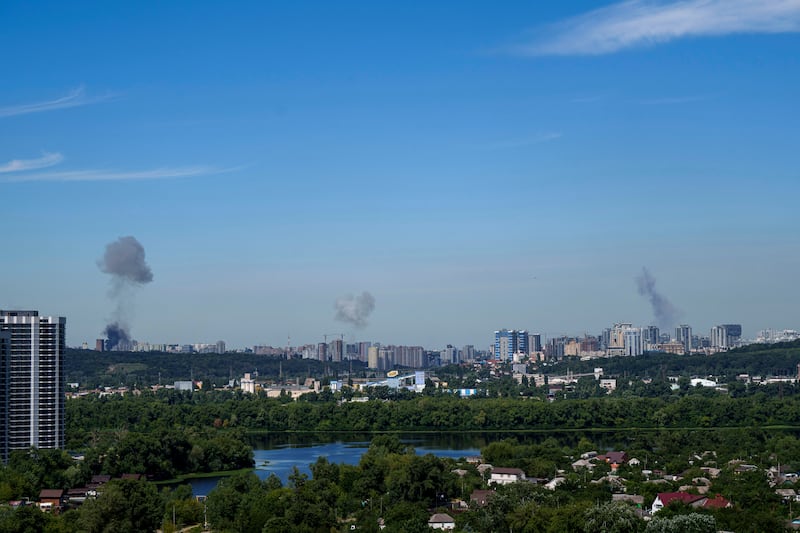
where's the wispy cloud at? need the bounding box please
[638,94,711,104]
[0,152,64,173]
[507,0,800,56]
[2,165,234,183]
[482,132,563,150]
[0,86,111,118]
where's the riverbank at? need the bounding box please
[154,467,254,486]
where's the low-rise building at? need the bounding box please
[490,467,526,485]
[428,513,455,530]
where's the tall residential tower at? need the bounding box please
[0,310,66,460]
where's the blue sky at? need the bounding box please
[2,1,798,349]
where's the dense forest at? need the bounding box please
[64,348,367,389]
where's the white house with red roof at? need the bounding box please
[651,492,731,514]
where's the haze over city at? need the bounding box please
[2,1,798,349]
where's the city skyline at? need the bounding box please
[2,1,798,348]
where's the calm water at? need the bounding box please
[188,434,481,496]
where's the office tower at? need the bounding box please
[676,324,692,354]
[494,329,529,361]
[0,311,66,458]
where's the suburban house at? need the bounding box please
[597,451,628,465]
[490,467,526,485]
[428,513,456,530]
[470,489,495,507]
[38,489,65,513]
[651,492,731,514]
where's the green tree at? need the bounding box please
[583,502,644,533]
[78,479,162,533]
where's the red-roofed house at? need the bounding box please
[651,492,731,514]
[702,494,732,509]
[38,489,65,513]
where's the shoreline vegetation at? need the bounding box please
[153,467,255,486]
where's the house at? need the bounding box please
[67,487,89,505]
[572,459,595,471]
[651,492,731,514]
[38,489,65,513]
[702,494,732,509]
[777,488,800,502]
[597,451,628,465]
[490,467,526,485]
[470,489,495,507]
[428,513,455,530]
[544,477,566,491]
[651,492,704,513]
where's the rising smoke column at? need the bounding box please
[636,267,679,329]
[97,236,153,349]
[334,291,375,328]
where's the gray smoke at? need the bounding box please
[334,291,375,328]
[98,236,153,349]
[636,267,679,329]
[98,236,153,287]
[103,322,130,350]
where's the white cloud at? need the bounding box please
[508,0,800,56]
[2,165,234,183]
[0,86,111,118]
[0,152,64,173]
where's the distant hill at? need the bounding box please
[547,340,800,382]
[64,348,368,389]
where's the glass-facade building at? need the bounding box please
[494,329,529,361]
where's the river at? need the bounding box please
[187,433,483,496]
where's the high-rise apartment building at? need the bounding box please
[675,324,692,354]
[643,326,660,349]
[710,324,742,350]
[527,334,542,354]
[494,329,529,361]
[0,331,9,463]
[0,310,66,460]
[623,328,644,356]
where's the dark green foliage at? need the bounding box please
[78,479,162,533]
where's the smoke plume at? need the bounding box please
[334,291,375,328]
[103,322,130,350]
[98,236,153,349]
[636,267,679,329]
